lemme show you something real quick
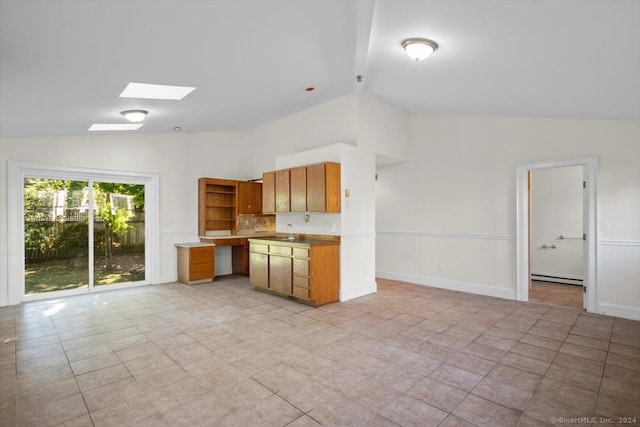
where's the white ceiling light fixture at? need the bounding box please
[119,82,196,100]
[120,109,148,123]
[402,38,438,61]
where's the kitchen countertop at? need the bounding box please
[198,233,276,240]
[248,236,340,246]
[175,242,216,248]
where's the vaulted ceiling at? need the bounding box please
[1,0,638,138]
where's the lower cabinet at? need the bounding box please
[176,243,215,285]
[249,239,339,306]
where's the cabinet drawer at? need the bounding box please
[292,247,309,258]
[190,262,214,279]
[190,246,213,263]
[270,245,292,256]
[293,286,309,299]
[293,275,309,289]
[250,243,269,253]
[293,259,309,276]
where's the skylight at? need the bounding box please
[119,82,196,100]
[88,124,144,131]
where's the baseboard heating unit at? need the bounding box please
[531,273,583,286]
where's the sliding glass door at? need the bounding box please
[23,177,146,296]
[93,181,145,286]
[24,178,90,294]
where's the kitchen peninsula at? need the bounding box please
[249,236,340,307]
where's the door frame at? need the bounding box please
[516,155,597,313]
[7,161,160,305]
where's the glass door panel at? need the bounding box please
[24,178,89,295]
[93,182,145,286]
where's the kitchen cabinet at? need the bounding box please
[290,166,307,212]
[176,243,215,284]
[307,162,341,213]
[198,178,237,235]
[249,243,269,288]
[262,172,275,214]
[248,238,339,306]
[275,169,290,212]
[237,181,262,214]
[262,162,341,214]
[269,245,292,295]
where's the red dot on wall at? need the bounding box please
[305,86,315,92]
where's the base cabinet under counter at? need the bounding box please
[176,243,215,285]
[248,239,339,306]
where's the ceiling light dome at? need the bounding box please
[402,38,438,61]
[120,109,148,123]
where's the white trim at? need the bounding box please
[6,161,160,306]
[598,240,640,247]
[376,231,515,241]
[340,280,377,301]
[376,270,516,300]
[597,302,640,321]
[516,156,597,314]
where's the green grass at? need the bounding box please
[25,254,145,294]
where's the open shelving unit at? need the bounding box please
[198,178,238,235]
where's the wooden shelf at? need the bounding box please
[198,178,238,235]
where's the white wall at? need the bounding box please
[244,95,359,178]
[531,166,584,282]
[0,131,248,305]
[376,115,640,319]
[357,95,409,164]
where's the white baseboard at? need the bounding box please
[340,280,377,302]
[160,273,178,284]
[376,270,517,300]
[215,266,233,277]
[597,302,640,321]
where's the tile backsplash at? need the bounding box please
[238,214,275,233]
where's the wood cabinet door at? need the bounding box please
[275,169,290,212]
[238,181,262,214]
[290,166,307,212]
[262,172,275,214]
[249,252,269,288]
[269,255,292,295]
[306,163,326,212]
[188,246,214,281]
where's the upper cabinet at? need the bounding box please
[237,181,262,214]
[275,169,290,212]
[262,172,276,214]
[262,161,341,214]
[198,178,238,235]
[290,166,307,212]
[307,162,341,213]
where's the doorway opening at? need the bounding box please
[516,156,598,313]
[528,165,584,309]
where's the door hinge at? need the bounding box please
[583,233,587,241]
[583,181,586,189]
[583,286,586,294]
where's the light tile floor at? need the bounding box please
[529,281,583,310]
[1,276,639,426]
